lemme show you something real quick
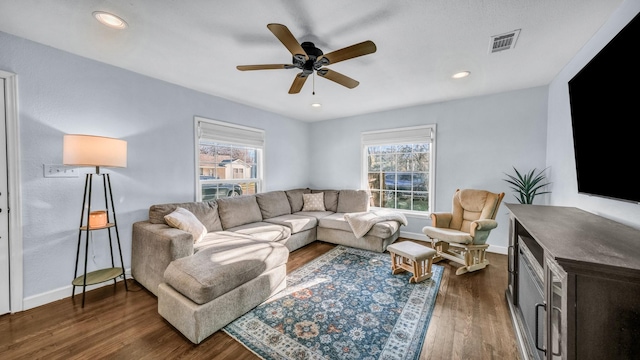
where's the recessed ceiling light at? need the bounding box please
[311,103,322,108]
[93,11,128,29]
[452,71,470,79]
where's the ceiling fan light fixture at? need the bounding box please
[93,11,128,29]
[452,71,471,79]
[239,23,376,94]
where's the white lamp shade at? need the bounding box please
[63,134,127,168]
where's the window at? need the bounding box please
[362,125,435,214]
[195,117,264,201]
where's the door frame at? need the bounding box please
[1,70,23,313]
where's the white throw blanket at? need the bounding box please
[344,210,408,238]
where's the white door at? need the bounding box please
[0,79,9,315]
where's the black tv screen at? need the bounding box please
[568,12,640,204]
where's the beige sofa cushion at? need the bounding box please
[149,201,222,232]
[225,222,291,242]
[164,239,289,305]
[256,191,291,219]
[293,210,334,220]
[285,188,311,212]
[194,231,257,252]
[319,212,400,239]
[217,195,263,229]
[312,189,339,212]
[421,227,474,244]
[264,214,318,233]
[336,190,370,213]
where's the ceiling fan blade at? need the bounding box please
[317,69,359,89]
[236,64,292,71]
[289,73,308,94]
[319,40,377,65]
[267,23,308,60]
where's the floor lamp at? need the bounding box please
[63,134,128,307]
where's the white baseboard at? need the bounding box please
[399,231,508,255]
[488,244,508,255]
[22,269,132,311]
[399,230,430,242]
[21,235,510,311]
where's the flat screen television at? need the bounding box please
[568,11,640,204]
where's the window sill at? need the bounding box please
[369,207,431,219]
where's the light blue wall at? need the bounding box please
[0,31,310,301]
[308,87,549,248]
[547,0,640,228]
[4,0,637,307]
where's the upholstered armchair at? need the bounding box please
[422,189,504,275]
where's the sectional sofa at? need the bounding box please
[131,188,405,343]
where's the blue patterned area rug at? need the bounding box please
[223,245,443,360]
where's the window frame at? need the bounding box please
[361,125,436,216]
[194,117,265,201]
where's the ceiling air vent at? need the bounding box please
[490,29,521,53]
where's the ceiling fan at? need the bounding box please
[237,23,377,94]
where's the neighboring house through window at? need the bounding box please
[362,125,435,214]
[195,117,264,201]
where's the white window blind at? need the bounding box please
[362,126,433,146]
[197,117,265,148]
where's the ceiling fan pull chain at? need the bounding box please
[312,72,316,95]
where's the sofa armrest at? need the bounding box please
[469,219,499,244]
[131,221,194,296]
[430,212,453,228]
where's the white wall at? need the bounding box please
[547,0,640,229]
[0,31,310,307]
[308,87,549,249]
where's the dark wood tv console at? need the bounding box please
[505,204,640,360]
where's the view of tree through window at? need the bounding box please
[366,143,430,212]
[199,141,260,200]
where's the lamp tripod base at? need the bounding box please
[71,172,128,308]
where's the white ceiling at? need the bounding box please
[0,0,623,122]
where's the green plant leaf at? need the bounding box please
[503,167,551,204]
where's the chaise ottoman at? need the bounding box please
[157,237,289,344]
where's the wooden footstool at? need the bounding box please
[387,241,437,283]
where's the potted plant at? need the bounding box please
[503,167,551,204]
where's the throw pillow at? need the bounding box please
[312,189,339,212]
[164,207,207,243]
[301,192,326,212]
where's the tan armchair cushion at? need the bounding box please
[450,189,502,233]
[423,227,474,244]
[422,189,504,273]
[424,188,504,245]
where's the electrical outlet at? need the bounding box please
[44,164,79,178]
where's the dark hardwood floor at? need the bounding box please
[0,239,519,359]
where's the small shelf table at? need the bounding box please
[72,267,124,287]
[72,174,128,308]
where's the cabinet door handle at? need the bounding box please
[507,245,514,273]
[552,306,562,356]
[535,303,547,354]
